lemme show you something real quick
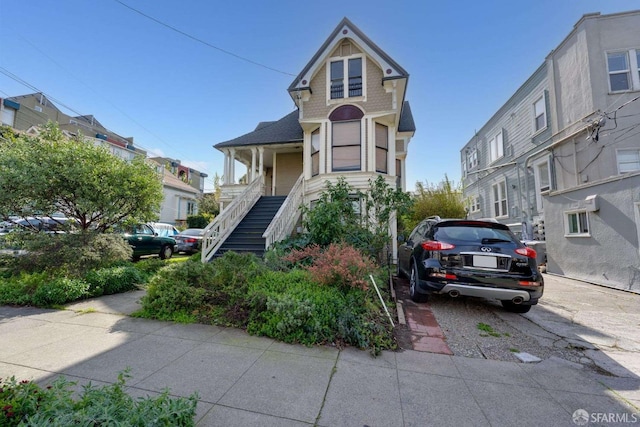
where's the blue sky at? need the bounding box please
[1,0,638,192]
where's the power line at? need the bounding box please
[113,0,296,77]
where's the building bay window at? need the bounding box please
[311,129,320,176]
[375,123,388,173]
[332,121,361,171]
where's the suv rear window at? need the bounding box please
[434,225,517,244]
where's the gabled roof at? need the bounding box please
[214,110,303,149]
[288,17,409,93]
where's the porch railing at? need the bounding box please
[263,173,304,249]
[201,175,264,262]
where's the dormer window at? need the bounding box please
[329,56,363,100]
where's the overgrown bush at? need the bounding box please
[247,269,395,352]
[186,214,212,229]
[283,243,376,290]
[31,277,89,306]
[3,232,132,277]
[0,371,197,426]
[140,252,266,326]
[85,265,144,297]
[0,272,50,305]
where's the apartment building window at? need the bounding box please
[533,96,547,132]
[375,123,388,173]
[311,128,320,176]
[396,159,402,189]
[533,158,551,212]
[617,149,640,174]
[467,148,478,169]
[607,49,640,92]
[329,56,364,100]
[492,180,508,218]
[489,130,504,163]
[565,211,589,236]
[469,195,481,213]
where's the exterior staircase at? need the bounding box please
[214,196,286,258]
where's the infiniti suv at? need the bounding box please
[397,217,543,313]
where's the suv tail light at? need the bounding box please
[515,247,537,259]
[421,241,455,251]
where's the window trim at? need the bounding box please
[331,120,361,172]
[533,156,551,213]
[491,180,508,219]
[310,128,320,177]
[564,210,590,237]
[616,148,640,174]
[533,95,547,134]
[375,122,388,174]
[606,49,640,93]
[326,53,366,104]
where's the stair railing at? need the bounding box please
[263,173,304,249]
[201,175,264,262]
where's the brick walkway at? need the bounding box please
[394,277,453,355]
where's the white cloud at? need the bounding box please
[146,147,166,158]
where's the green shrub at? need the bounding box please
[140,252,266,326]
[132,257,166,277]
[247,269,395,352]
[0,271,51,305]
[85,265,144,297]
[31,277,89,306]
[4,232,132,277]
[0,371,197,426]
[186,214,211,228]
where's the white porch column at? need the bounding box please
[271,151,277,196]
[258,147,264,177]
[229,148,236,184]
[389,126,396,176]
[223,149,230,184]
[250,147,257,182]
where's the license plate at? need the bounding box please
[473,255,497,268]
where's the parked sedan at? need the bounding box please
[174,228,204,254]
[397,217,543,313]
[120,224,176,260]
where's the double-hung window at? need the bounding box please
[311,129,320,176]
[375,123,388,173]
[534,96,547,132]
[469,196,481,213]
[332,121,361,171]
[565,211,589,236]
[607,49,640,92]
[492,181,508,218]
[617,149,640,174]
[489,131,504,163]
[329,56,363,100]
[533,158,551,212]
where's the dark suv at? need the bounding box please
[397,217,543,313]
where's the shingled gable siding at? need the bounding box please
[302,58,393,121]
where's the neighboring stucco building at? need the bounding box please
[461,10,640,292]
[203,18,415,261]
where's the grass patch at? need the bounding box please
[477,322,502,337]
[509,348,520,353]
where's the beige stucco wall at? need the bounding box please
[275,152,302,196]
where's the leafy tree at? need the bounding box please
[198,192,219,217]
[0,122,163,231]
[404,175,466,231]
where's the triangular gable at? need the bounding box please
[288,17,409,93]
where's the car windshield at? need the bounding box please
[434,225,516,244]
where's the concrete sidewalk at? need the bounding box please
[1,291,639,426]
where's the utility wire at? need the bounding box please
[113,0,296,77]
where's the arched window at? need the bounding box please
[330,106,363,172]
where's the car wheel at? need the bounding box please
[409,263,427,303]
[501,300,532,313]
[160,244,173,260]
